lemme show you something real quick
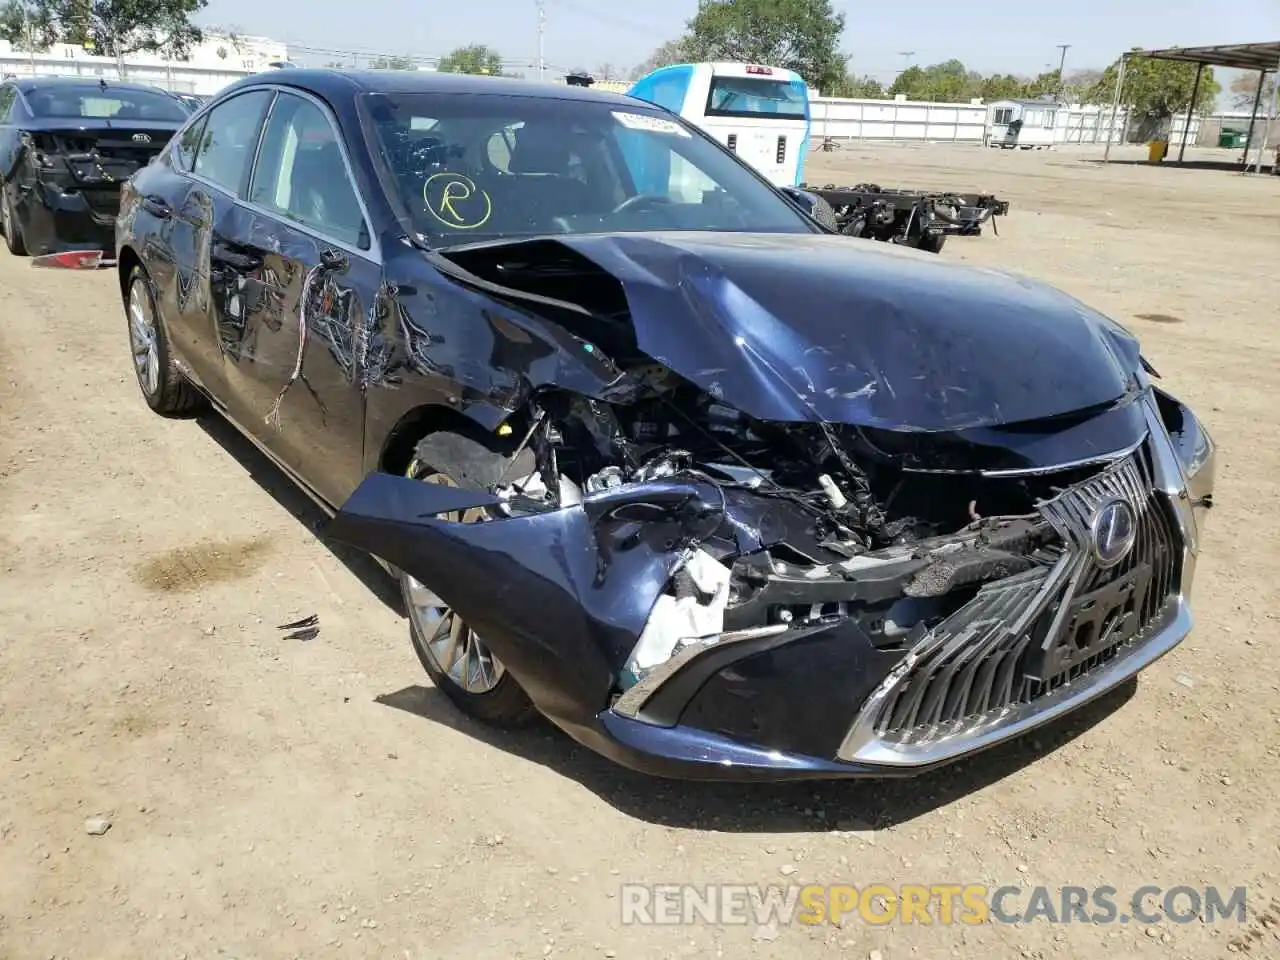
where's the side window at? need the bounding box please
[175,115,208,172]
[485,122,523,172]
[192,90,273,195]
[0,85,16,123]
[249,93,367,249]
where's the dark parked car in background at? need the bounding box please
[0,76,188,256]
[115,69,1216,781]
[170,91,209,114]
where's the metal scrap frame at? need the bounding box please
[1102,40,1280,174]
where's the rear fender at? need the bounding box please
[326,472,728,725]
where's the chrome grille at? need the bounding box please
[855,445,1180,749]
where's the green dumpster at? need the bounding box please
[1219,130,1246,149]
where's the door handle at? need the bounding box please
[140,194,172,219]
[210,239,260,271]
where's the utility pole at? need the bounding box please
[897,51,914,73]
[1055,43,1070,99]
[23,3,36,76]
[536,0,545,81]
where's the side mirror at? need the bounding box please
[780,186,835,231]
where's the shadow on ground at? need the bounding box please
[376,677,1138,832]
[1079,157,1275,175]
[196,412,404,615]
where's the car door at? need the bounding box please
[215,88,380,508]
[156,88,275,396]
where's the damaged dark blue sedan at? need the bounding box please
[115,69,1217,781]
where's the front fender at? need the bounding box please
[326,471,728,727]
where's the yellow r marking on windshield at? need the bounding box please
[423,172,492,230]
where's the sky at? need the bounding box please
[196,0,1278,90]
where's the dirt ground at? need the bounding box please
[1,142,1278,960]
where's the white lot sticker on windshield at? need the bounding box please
[612,111,691,137]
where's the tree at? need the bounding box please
[980,73,1025,101]
[1230,71,1276,110]
[887,60,988,101]
[437,43,503,76]
[629,38,690,79]
[0,0,50,50]
[594,62,620,81]
[681,0,847,93]
[1021,69,1061,99]
[1082,51,1220,122]
[1062,68,1102,103]
[370,55,414,70]
[823,71,882,98]
[0,0,206,58]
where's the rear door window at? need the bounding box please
[0,85,16,123]
[174,115,209,172]
[248,92,368,249]
[192,90,273,196]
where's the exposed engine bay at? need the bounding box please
[327,227,1214,780]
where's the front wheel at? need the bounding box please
[398,431,538,727]
[125,266,206,417]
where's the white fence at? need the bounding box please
[809,95,988,143]
[805,95,1207,147]
[1,44,271,95]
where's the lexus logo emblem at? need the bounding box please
[1091,498,1137,568]
[132,133,151,143]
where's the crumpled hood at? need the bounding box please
[553,231,1142,431]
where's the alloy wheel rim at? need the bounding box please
[403,471,506,694]
[127,281,160,396]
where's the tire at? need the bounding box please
[125,265,206,417]
[917,232,947,254]
[1,185,27,256]
[398,431,538,727]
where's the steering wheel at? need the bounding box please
[611,193,675,215]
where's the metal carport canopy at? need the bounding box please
[1127,40,1280,72]
[1103,40,1280,172]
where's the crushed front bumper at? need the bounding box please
[327,393,1215,782]
[12,180,118,255]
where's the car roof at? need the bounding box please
[219,68,644,108]
[11,76,177,97]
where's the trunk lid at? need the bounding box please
[27,121,179,219]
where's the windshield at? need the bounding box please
[26,85,190,122]
[704,76,807,120]
[360,91,816,247]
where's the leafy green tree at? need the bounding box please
[628,38,691,79]
[0,0,49,50]
[1230,71,1275,110]
[980,73,1025,101]
[887,60,986,101]
[681,0,847,93]
[370,55,415,70]
[825,72,883,98]
[0,0,205,57]
[1083,51,1220,121]
[1021,69,1061,99]
[437,43,503,76]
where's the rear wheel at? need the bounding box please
[125,266,206,417]
[1,185,27,256]
[398,431,538,727]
